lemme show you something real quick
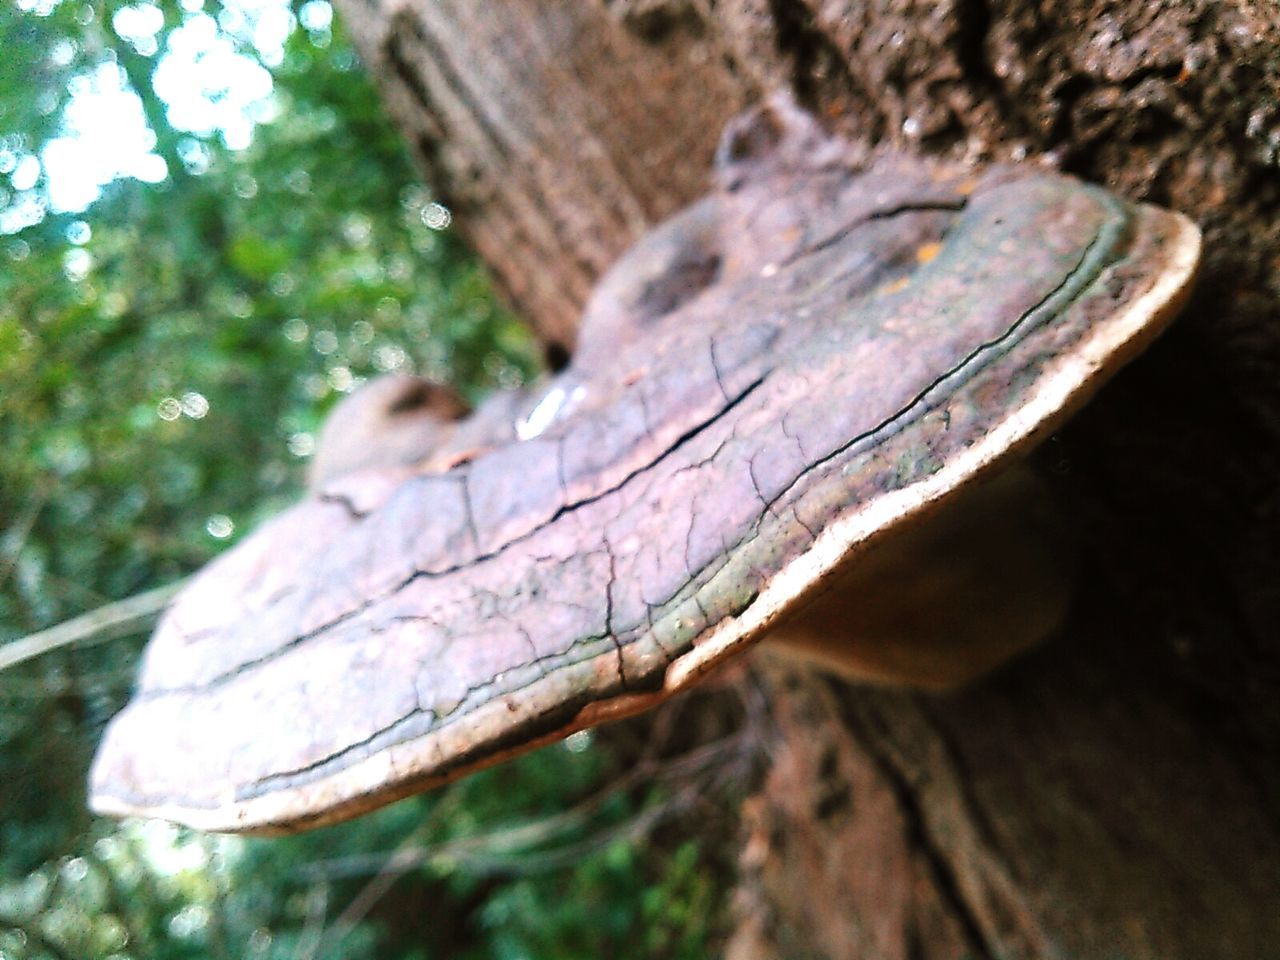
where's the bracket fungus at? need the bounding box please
[90,97,1200,833]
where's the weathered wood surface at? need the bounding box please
[90,101,1195,833]
[337,0,752,357]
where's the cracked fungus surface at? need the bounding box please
[91,108,1199,832]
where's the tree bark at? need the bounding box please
[332,1,1280,956]
[336,0,754,358]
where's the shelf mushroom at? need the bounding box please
[90,96,1201,834]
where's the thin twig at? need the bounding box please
[0,580,184,674]
[0,489,48,592]
[321,834,428,949]
[294,882,329,960]
[318,786,703,955]
[305,732,746,884]
[308,787,467,953]
[305,697,761,954]
[311,732,747,953]
[437,785,702,876]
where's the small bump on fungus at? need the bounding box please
[90,94,1201,833]
[307,373,469,491]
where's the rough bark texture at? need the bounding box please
[336,0,753,359]
[332,1,1280,956]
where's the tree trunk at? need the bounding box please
[332,1,1280,956]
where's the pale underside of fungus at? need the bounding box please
[90,97,1201,834]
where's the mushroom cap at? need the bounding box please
[90,98,1201,833]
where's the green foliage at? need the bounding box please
[0,2,737,957]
